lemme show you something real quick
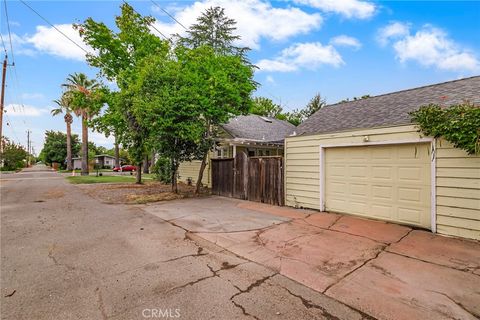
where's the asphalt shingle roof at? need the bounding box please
[222,115,296,143]
[297,76,480,135]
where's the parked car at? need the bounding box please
[113,165,136,172]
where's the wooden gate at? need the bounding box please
[211,152,284,206]
[211,158,234,197]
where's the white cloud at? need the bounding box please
[1,33,36,56]
[5,104,50,117]
[21,93,45,100]
[152,0,322,49]
[377,21,410,46]
[294,0,376,19]
[25,24,91,61]
[89,131,115,147]
[380,22,479,72]
[330,35,361,50]
[257,42,344,72]
[266,75,276,84]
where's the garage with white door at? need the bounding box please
[285,77,480,240]
[323,143,431,229]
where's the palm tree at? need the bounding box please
[62,73,100,176]
[52,93,74,170]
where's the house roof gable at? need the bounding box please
[221,115,296,142]
[297,76,480,135]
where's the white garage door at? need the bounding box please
[325,143,431,229]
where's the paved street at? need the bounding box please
[1,165,367,320]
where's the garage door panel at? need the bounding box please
[350,183,368,197]
[398,167,424,183]
[398,187,421,202]
[325,143,431,229]
[398,207,423,224]
[372,166,393,180]
[371,204,394,218]
[372,185,393,200]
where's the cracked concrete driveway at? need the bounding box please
[1,165,367,320]
[144,198,480,320]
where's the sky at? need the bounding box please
[1,0,479,154]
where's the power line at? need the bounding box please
[123,0,172,43]
[0,33,7,54]
[150,0,187,30]
[3,0,15,64]
[19,0,89,55]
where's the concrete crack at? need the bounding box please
[428,290,479,318]
[281,286,341,320]
[228,273,278,320]
[95,287,108,320]
[161,247,207,263]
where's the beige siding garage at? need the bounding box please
[325,143,431,228]
[285,125,480,240]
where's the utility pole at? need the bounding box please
[26,129,31,166]
[0,55,7,154]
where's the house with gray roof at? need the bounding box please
[178,114,295,186]
[285,76,480,241]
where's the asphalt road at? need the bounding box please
[0,165,366,320]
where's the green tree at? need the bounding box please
[76,3,169,183]
[250,97,284,118]
[91,91,127,168]
[0,137,28,171]
[39,131,81,168]
[178,8,256,193]
[62,73,103,176]
[178,6,248,58]
[51,92,74,170]
[303,93,326,118]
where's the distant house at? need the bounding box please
[178,114,295,186]
[72,157,82,170]
[284,76,480,240]
[71,155,122,170]
[94,154,118,169]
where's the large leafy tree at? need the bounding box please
[132,47,204,192]
[76,3,169,183]
[0,137,28,171]
[178,8,256,193]
[303,93,326,118]
[39,131,81,168]
[62,73,104,176]
[51,92,74,170]
[250,97,284,118]
[178,6,248,57]
[90,91,127,168]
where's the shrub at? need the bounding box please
[410,103,480,155]
[153,157,172,184]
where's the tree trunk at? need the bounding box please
[114,135,120,168]
[195,152,208,195]
[143,154,149,174]
[171,158,178,193]
[81,114,89,176]
[66,120,72,171]
[149,150,155,173]
[195,122,211,194]
[135,162,142,184]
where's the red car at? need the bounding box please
[113,165,136,172]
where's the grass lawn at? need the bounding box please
[67,175,139,184]
[58,169,113,173]
[67,174,156,184]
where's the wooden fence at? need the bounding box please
[211,152,284,206]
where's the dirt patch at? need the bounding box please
[77,181,209,204]
[43,189,65,199]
